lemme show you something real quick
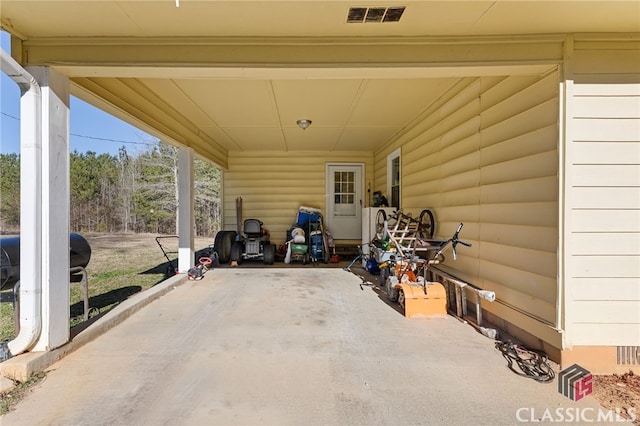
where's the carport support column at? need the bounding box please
[29,67,71,352]
[177,147,195,273]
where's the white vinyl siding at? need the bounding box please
[565,37,640,347]
[376,72,562,347]
[224,151,373,244]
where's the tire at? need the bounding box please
[417,209,435,240]
[303,253,310,265]
[230,242,243,264]
[375,209,388,240]
[386,276,399,302]
[214,231,237,264]
[398,288,406,313]
[164,264,175,280]
[263,243,275,265]
[379,265,389,288]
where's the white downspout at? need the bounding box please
[0,49,43,359]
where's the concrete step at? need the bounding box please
[332,244,360,258]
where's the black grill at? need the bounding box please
[0,233,91,290]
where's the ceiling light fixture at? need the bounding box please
[296,119,312,130]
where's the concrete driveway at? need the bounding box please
[2,268,605,425]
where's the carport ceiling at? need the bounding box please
[2,1,638,158]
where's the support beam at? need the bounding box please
[177,147,195,273]
[29,67,71,352]
[21,35,566,68]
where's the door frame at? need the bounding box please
[325,162,365,240]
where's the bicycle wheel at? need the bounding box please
[417,209,435,239]
[386,276,399,302]
[375,209,387,240]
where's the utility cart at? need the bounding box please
[295,206,329,264]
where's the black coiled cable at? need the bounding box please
[495,340,556,383]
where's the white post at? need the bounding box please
[178,147,195,273]
[29,67,71,352]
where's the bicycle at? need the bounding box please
[382,223,471,305]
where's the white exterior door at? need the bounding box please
[326,164,363,240]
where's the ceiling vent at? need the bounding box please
[347,6,406,23]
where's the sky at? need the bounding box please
[0,30,155,156]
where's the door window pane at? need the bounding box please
[334,171,356,216]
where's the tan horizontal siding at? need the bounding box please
[566,39,640,346]
[481,242,557,279]
[479,203,558,228]
[572,324,640,347]
[571,234,640,256]
[571,141,640,164]
[572,256,640,279]
[480,176,558,204]
[573,83,640,96]
[480,99,559,147]
[376,71,561,343]
[574,97,640,118]
[481,75,558,127]
[486,299,563,349]
[224,151,372,244]
[573,301,640,324]
[481,152,558,187]
[571,278,640,301]
[571,210,640,232]
[573,118,640,142]
[573,187,639,209]
[481,223,558,253]
[481,125,558,166]
[573,164,640,186]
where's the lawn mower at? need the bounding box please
[230,218,276,265]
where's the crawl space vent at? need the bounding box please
[347,6,406,23]
[617,346,640,365]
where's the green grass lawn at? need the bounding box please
[1,263,166,343]
[0,233,214,344]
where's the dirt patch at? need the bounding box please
[593,371,640,424]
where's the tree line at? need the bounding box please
[0,141,221,236]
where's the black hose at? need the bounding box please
[495,340,556,383]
